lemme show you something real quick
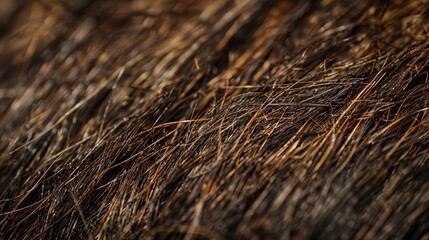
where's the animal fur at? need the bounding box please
[0,0,429,239]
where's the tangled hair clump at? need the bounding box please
[1,0,429,239]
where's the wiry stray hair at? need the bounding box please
[1,0,429,239]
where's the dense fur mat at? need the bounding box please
[1,0,429,239]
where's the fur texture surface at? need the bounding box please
[0,0,429,239]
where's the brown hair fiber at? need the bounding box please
[0,0,429,239]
